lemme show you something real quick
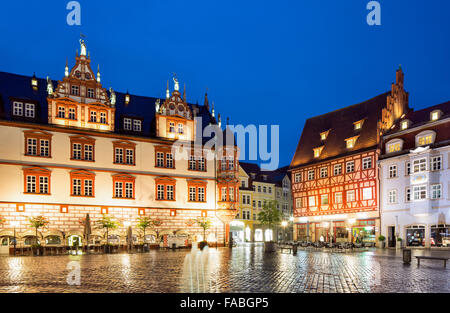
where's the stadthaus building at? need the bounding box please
[0,40,239,253]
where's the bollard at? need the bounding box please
[403,249,411,265]
[293,245,297,256]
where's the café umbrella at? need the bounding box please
[127,226,133,252]
[83,213,92,252]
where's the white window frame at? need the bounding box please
[413,185,427,201]
[362,157,372,170]
[413,158,427,173]
[334,192,343,204]
[308,170,315,180]
[430,156,442,171]
[346,190,356,202]
[320,167,328,178]
[334,164,342,176]
[430,184,441,199]
[346,161,354,173]
[388,189,397,204]
[362,187,372,200]
[308,196,316,207]
[389,165,397,178]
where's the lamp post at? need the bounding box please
[281,221,288,241]
[11,221,19,256]
[289,216,294,241]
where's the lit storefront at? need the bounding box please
[351,219,376,244]
[431,224,450,247]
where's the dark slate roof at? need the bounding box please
[0,71,217,141]
[385,100,450,135]
[240,162,289,187]
[289,92,390,169]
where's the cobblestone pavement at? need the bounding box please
[0,244,448,293]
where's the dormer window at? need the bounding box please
[416,130,436,147]
[250,173,256,179]
[124,118,132,130]
[430,110,442,121]
[313,146,324,158]
[400,120,410,130]
[31,74,38,90]
[262,175,267,181]
[133,120,142,132]
[125,92,130,105]
[386,139,403,153]
[320,130,330,141]
[345,136,359,149]
[353,119,364,130]
[12,102,35,118]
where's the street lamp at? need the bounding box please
[11,221,19,256]
[281,221,288,241]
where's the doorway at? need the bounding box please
[388,226,396,248]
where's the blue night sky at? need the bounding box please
[0,0,449,168]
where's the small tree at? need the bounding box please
[137,216,152,241]
[196,217,212,242]
[257,200,281,242]
[28,216,49,246]
[149,218,163,239]
[95,215,120,245]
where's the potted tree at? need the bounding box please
[137,216,152,252]
[95,214,120,254]
[149,217,163,248]
[378,235,386,248]
[196,217,212,250]
[257,200,281,253]
[28,216,49,256]
[396,237,403,249]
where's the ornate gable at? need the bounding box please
[155,77,195,141]
[47,39,116,131]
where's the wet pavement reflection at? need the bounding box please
[0,243,448,293]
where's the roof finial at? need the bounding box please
[204,89,209,111]
[211,101,215,118]
[166,80,170,99]
[218,114,222,128]
[65,58,69,77]
[97,64,101,83]
[226,117,230,126]
[79,38,87,56]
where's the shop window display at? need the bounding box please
[431,225,450,247]
[406,225,425,247]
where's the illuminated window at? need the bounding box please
[362,187,372,200]
[401,120,409,130]
[346,190,356,202]
[308,196,316,207]
[334,192,343,204]
[313,146,324,158]
[295,198,302,208]
[388,142,401,153]
[169,122,175,133]
[354,120,364,130]
[418,135,433,146]
[320,194,329,205]
[345,136,358,149]
[320,130,330,141]
[430,110,441,121]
